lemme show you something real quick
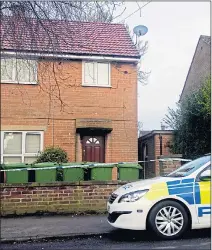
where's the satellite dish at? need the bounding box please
[133,25,148,36]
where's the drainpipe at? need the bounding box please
[159,134,163,156]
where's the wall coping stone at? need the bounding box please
[0,180,129,188]
[157,154,182,159]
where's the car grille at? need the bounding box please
[108,193,118,204]
[108,211,132,223]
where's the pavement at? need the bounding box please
[1,214,211,250]
[1,214,111,243]
[1,221,211,249]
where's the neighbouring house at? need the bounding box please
[1,16,140,164]
[180,35,211,102]
[138,128,174,178]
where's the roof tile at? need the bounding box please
[1,16,140,58]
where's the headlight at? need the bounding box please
[118,189,149,203]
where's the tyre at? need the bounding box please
[147,200,189,240]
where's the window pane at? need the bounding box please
[25,133,41,153]
[1,58,14,81]
[97,63,109,86]
[15,59,37,83]
[24,157,37,164]
[84,62,96,85]
[15,59,30,83]
[3,132,22,154]
[29,60,37,83]
[3,157,22,163]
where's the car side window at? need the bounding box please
[196,165,211,182]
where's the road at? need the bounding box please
[2,228,211,250]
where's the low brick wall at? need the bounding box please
[1,181,127,216]
[158,155,183,176]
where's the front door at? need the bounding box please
[82,136,105,163]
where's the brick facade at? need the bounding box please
[1,60,138,163]
[1,181,127,216]
[138,131,175,178]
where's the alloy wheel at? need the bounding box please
[155,206,184,237]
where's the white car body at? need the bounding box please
[107,157,211,232]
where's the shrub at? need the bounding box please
[36,146,68,163]
[163,76,211,159]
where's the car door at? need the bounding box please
[194,165,211,226]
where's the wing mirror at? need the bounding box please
[199,169,211,181]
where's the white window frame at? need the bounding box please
[82,61,111,87]
[1,131,44,163]
[0,57,38,85]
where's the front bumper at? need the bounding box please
[107,198,153,230]
[108,211,132,223]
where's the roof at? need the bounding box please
[201,35,211,45]
[179,35,211,102]
[140,131,152,137]
[1,16,140,58]
[138,130,174,141]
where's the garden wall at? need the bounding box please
[1,181,127,216]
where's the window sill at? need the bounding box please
[82,84,112,88]
[1,81,38,85]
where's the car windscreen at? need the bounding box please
[166,155,211,177]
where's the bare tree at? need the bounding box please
[137,121,143,137]
[124,23,151,86]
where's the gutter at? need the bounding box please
[1,51,140,63]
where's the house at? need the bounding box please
[138,128,174,178]
[180,35,211,102]
[1,16,140,164]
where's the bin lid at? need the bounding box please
[59,162,83,166]
[33,162,58,168]
[88,164,115,169]
[118,163,142,169]
[3,163,30,169]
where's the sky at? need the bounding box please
[115,1,210,131]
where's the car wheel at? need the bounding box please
[148,200,189,240]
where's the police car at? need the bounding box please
[107,155,211,239]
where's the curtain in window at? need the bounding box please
[3,157,22,163]
[1,58,14,81]
[3,132,22,154]
[25,133,41,153]
[84,62,96,85]
[97,63,109,86]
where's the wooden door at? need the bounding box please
[82,136,105,163]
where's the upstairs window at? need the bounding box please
[82,61,110,87]
[1,58,37,84]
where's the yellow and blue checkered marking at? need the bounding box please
[167,178,195,205]
[146,178,210,208]
[166,178,210,206]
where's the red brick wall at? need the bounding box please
[138,133,174,177]
[154,134,173,175]
[1,181,127,216]
[159,159,181,176]
[1,60,138,163]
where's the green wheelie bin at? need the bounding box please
[33,162,58,183]
[90,164,114,181]
[61,162,85,182]
[118,163,141,181]
[3,163,29,183]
